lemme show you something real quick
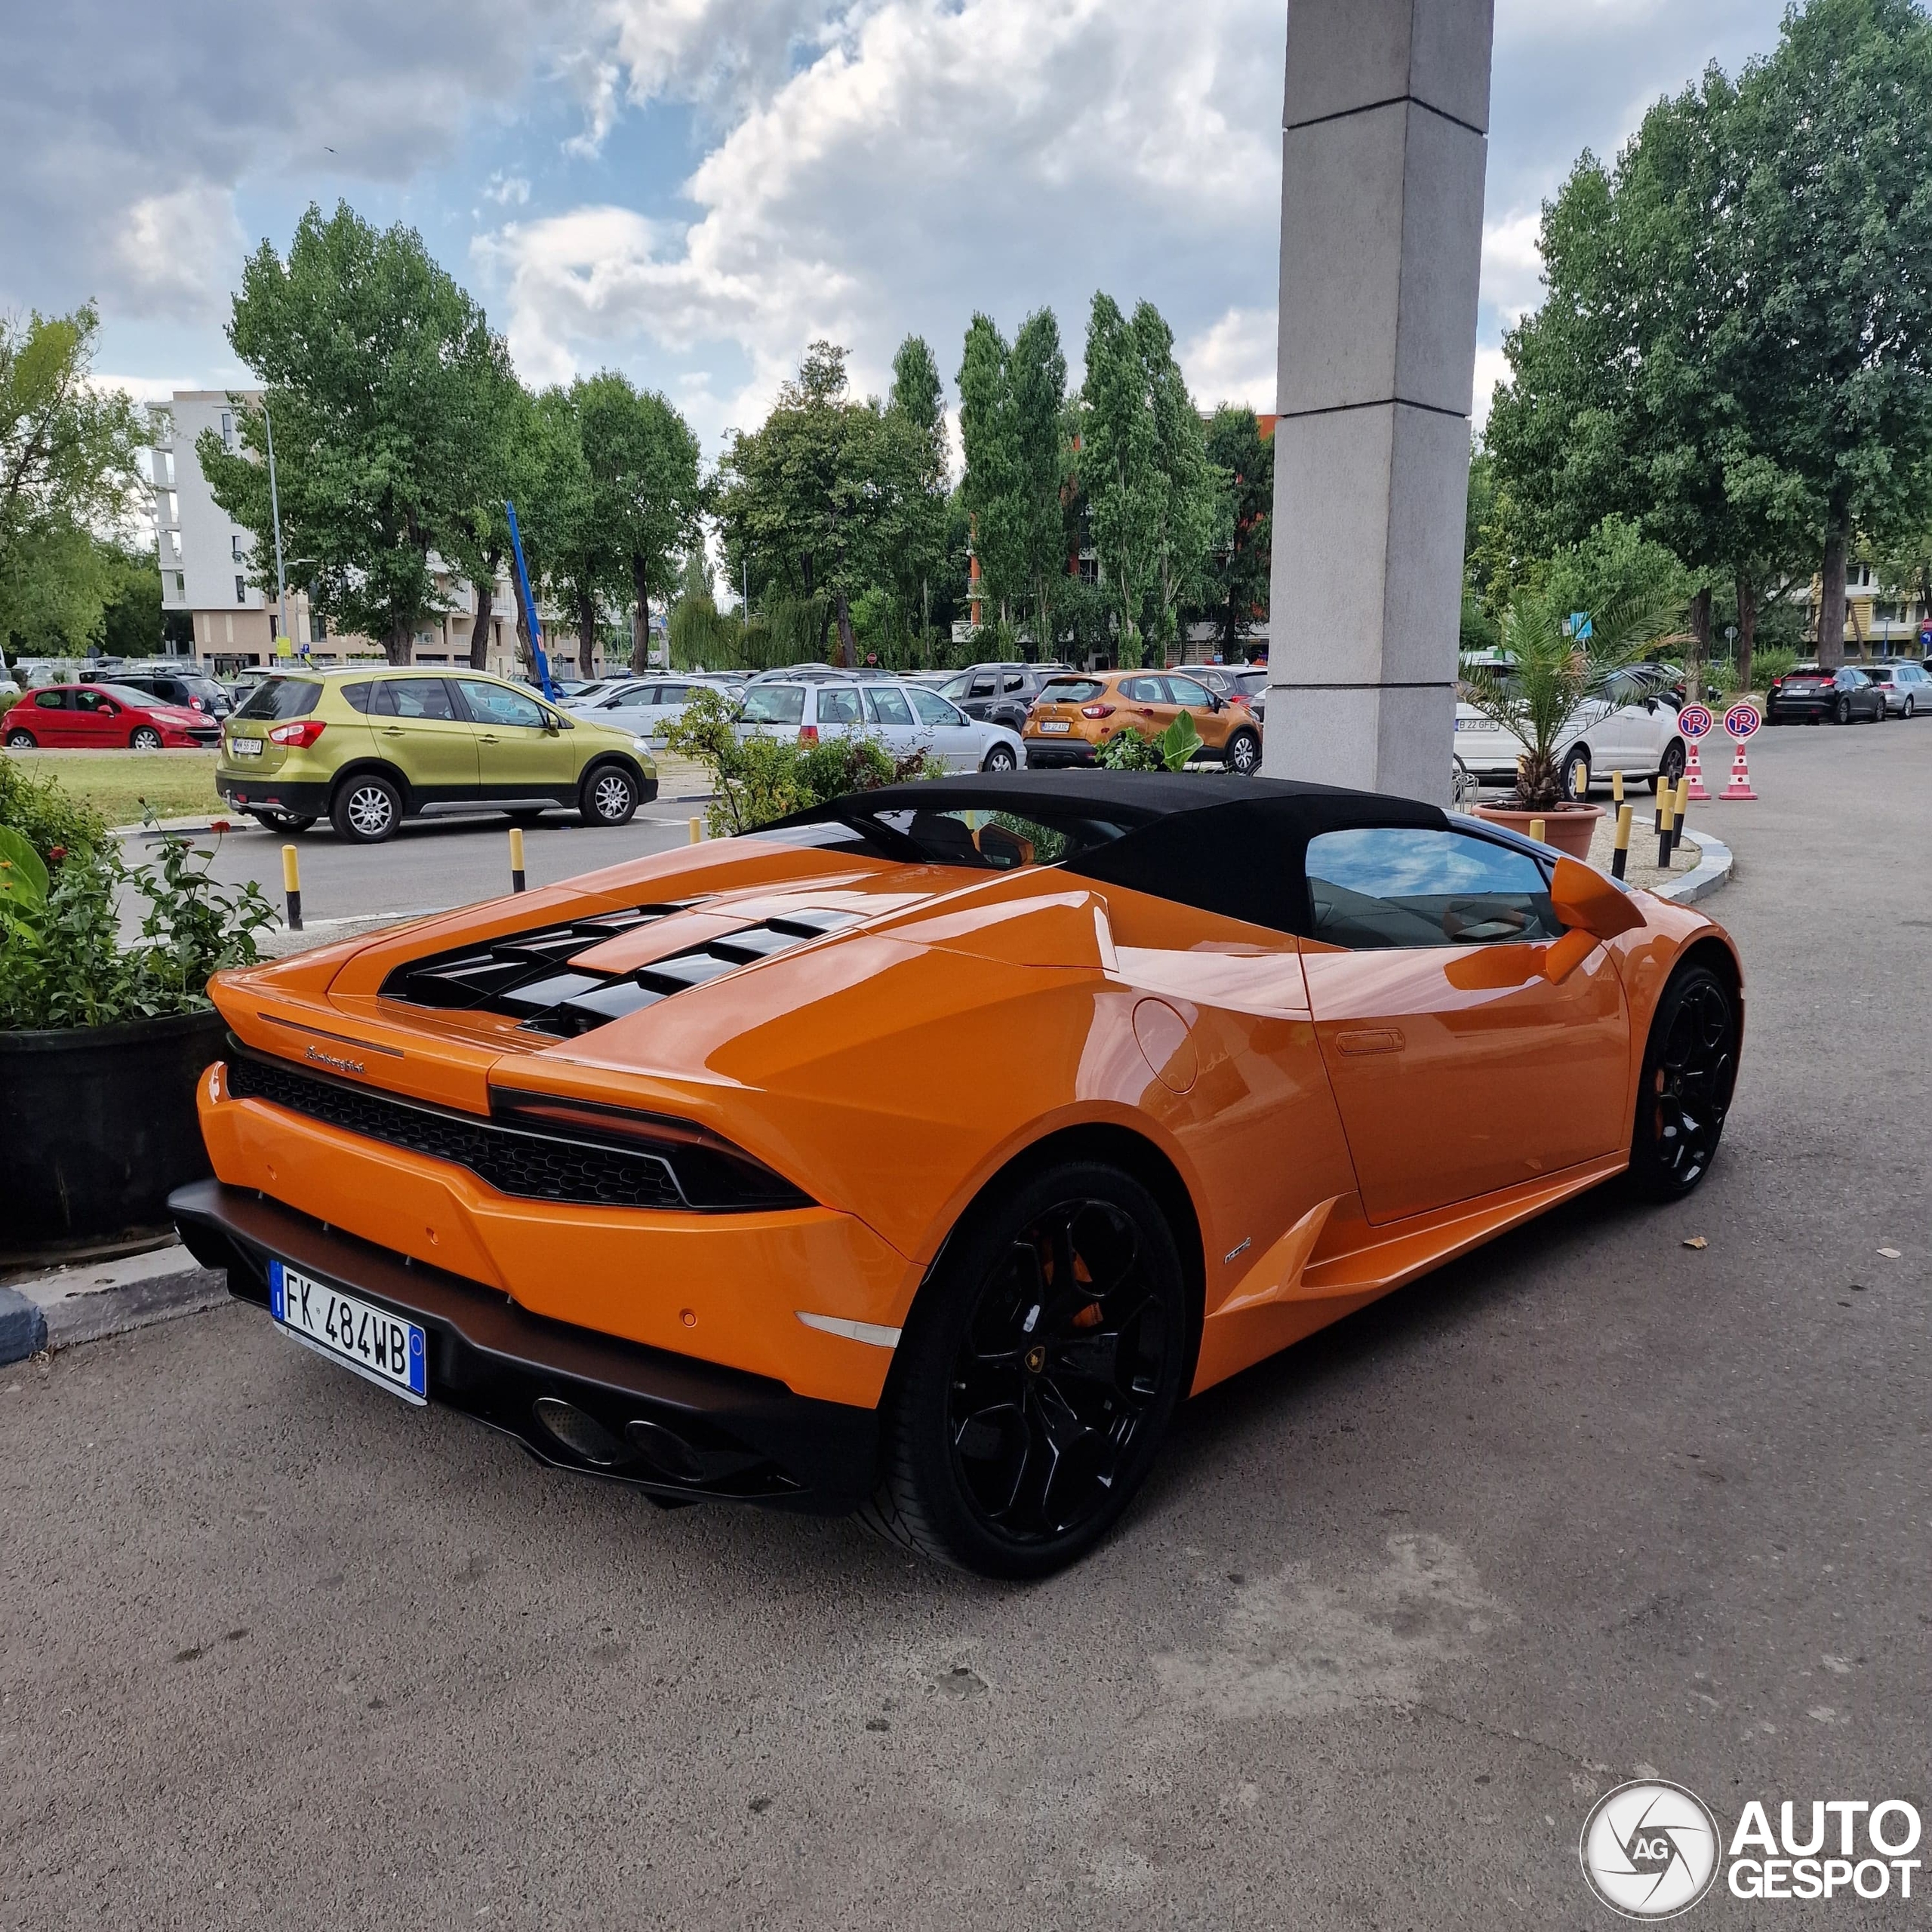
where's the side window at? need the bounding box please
[908,688,966,728]
[1305,828,1561,949]
[35,689,68,710]
[457,678,544,729]
[741,685,805,725]
[968,674,998,697]
[342,681,377,715]
[658,684,690,705]
[1120,676,1163,703]
[1001,672,1026,692]
[1165,675,1213,706]
[817,687,863,727]
[864,688,915,726]
[386,678,458,721]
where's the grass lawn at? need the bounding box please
[2,749,223,829]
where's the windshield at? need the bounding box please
[235,676,325,721]
[99,683,171,707]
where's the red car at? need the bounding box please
[3,683,222,749]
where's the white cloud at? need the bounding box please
[1479,210,1545,330]
[112,187,247,322]
[1180,307,1276,414]
[483,171,531,207]
[1471,346,1511,434]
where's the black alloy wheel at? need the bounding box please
[862,1161,1191,1577]
[1629,963,1739,1201]
[130,726,164,749]
[1225,727,1262,776]
[1657,738,1687,786]
[1835,695,1853,724]
[580,762,639,826]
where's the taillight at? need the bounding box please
[798,724,819,745]
[268,720,327,748]
[1081,703,1115,719]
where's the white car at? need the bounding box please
[568,675,744,743]
[1454,666,1687,799]
[735,678,1024,773]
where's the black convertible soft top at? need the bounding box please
[774,771,1451,938]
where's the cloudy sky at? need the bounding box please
[5,0,1789,451]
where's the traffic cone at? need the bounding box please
[1720,743,1757,800]
[1683,738,1710,800]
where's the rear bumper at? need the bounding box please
[169,1178,879,1513]
[1023,740,1098,768]
[218,774,331,814]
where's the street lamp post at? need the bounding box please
[261,401,291,650]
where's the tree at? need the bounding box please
[528,385,610,672]
[1008,311,1072,651]
[95,541,163,658]
[1726,0,1932,666]
[887,335,952,657]
[1140,303,1224,654]
[1197,406,1273,658]
[715,343,914,668]
[201,202,516,665]
[957,315,1023,624]
[0,305,145,656]
[575,373,704,675]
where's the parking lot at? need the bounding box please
[3,719,1927,1929]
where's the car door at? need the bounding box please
[1117,674,1174,742]
[370,677,481,802]
[72,689,125,746]
[29,688,77,745]
[862,684,919,758]
[1162,674,1225,755]
[1298,823,1631,1224]
[906,685,978,770]
[812,684,863,746]
[455,677,575,799]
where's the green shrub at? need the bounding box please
[1096,712,1203,772]
[1747,645,1800,691]
[0,752,109,861]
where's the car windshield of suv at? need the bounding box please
[740,685,806,725]
[1042,678,1106,704]
[235,676,323,721]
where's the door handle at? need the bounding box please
[1334,1027,1404,1056]
[380,726,405,736]
[477,734,499,743]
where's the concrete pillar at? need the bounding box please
[1263,0,1492,803]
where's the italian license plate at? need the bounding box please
[230,737,263,756]
[269,1260,427,1404]
[1038,720,1072,734]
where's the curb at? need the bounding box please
[1639,818,1736,906]
[0,1242,229,1363]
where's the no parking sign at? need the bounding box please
[1723,702,1761,740]
[1678,703,1714,740]
[1719,702,1760,799]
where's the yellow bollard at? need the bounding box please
[1528,817,1546,844]
[1669,775,1691,861]
[1611,769,1626,805]
[1611,802,1634,880]
[509,826,527,894]
[1655,782,1675,869]
[281,844,302,931]
[688,816,703,845]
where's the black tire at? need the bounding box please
[579,761,639,826]
[1628,961,1739,1201]
[1654,739,1685,792]
[1224,727,1262,776]
[331,772,402,844]
[1835,695,1852,724]
[1560,745,1592,802]
[859,1160,1192,1579]
[129,726,164,749]
[1906,697,1915,718]
[980,742,1019,774]
[5,728,36,749]
[252,811,316,833]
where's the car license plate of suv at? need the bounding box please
[231,738,263,756]
[269,1260,427,1404]
[1038,720,1072,734]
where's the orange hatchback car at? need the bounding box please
[169,770,1741,1577]
[1023,670,1263,774]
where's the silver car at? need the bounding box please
[570,675,743,743]
[736,678,1023,772]
[1862,658,1931,717]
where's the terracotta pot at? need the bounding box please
[1472,801,1604,861]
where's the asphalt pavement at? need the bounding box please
[4,715,1928,1929]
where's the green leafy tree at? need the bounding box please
[1197,406,1274,658]
[715,342,915,668]
[1140,303,1224,653]
[201,202,516,665]
[957,315,1023,624]
[1008,310,1072,651]
[887,335,952,657]
[575,372,705,675]
[95,540,163,658]
[1079,293,1161,665]
[0,305,145,656]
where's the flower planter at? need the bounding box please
[1473,801,1604,862]
[0,1007,224,1267]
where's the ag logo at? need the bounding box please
[1580,1780,1721,1919]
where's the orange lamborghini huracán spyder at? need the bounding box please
[171,771,1743,1577]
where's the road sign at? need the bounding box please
[1723,702,1761,740]
[1678,704,1714,739]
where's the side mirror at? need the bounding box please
[1549,856,1646,940]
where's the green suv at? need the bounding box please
[217,669,658,843]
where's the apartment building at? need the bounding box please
[147,392,581,679]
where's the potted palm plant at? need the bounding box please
[0,760,275,1265]
[1460,583,1681,860]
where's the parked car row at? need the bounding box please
[1764,661,1930,722]
[4,683,223,749]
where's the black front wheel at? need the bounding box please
[861,1161,1192,1578]
[1561,746,1592,801]
[980,742,1019,773]
[1657,738,1687,787]
[1628,962,1739,1201]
